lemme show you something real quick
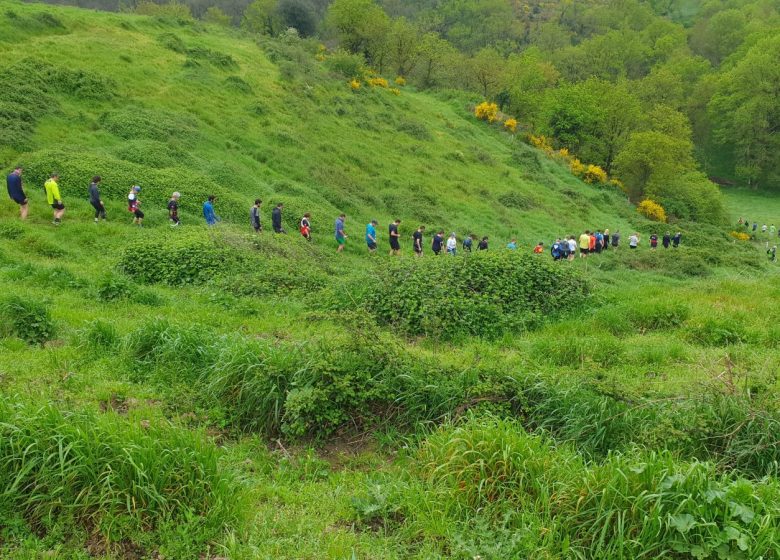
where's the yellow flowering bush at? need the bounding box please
[504,118,518,133]
[558,147,570,159]
[389,88,401,96]
[315,53,326,62]
[528,134,554,153]
[368,77,389,88]
[583,164,608,184]
[609,178,625,191]
[474,101,499,123]
[569,157,585,177]
[637,199,667,222]
[394,76,406,86]
[349,79,361,91]
[730,231,751,241]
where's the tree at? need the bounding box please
[414,32,459,88]
[501,48,559,126]
[327,0,390,62]
[467,47,503,98]
[203,6,231,26]
[387,17,420,77]
[278,0,317,36]
[709,34,780,188]
[242,0,281,35]
[689,9,747,66]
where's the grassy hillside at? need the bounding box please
[1,2,780,559]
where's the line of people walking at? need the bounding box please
[6,167,683,259]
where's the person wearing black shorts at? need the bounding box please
[413,225,425,257]
[6,166,28,219]
[89,176,107,222]
[128,185,144,226]
[389,219,401,256]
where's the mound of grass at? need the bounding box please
[0,400,247,555]
[0,296,55,345]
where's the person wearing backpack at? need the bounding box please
[45,173,65,226]
[463,234,475,252]
[300,213,312,241]
[89,175,106,223]
[167,192,180,227]
[431,230,444,255]
[127,185,143,226]
[649,233,658,250]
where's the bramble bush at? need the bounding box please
[360,252,589,340]
[0,296,55,345]
[118,230,243,285]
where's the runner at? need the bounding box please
[649,233,658,250]
[533,242,544,254]
[250,199,262,233]
[506,238,517,250]
[365,220,378,253]
[463,234,475,252]
[477,236,489,251]
[578,230,590,257]
[413,225,425,257]
[203,195,219,226]
[629,232,639,249]
[672,231,682,248]
[45,173,65,225]
[6,166,27,219]
[272,203,286,233]
[611,230,621,250]
[167,192,180,226]
[335,213,347,253]
[300,213,312,241]
[567,236,577,261]
[603,229,610,250]
[89,176,106,223]
[127,185,143,226]
[662,231,671,248]
[432,230,444,255]
[388,219,401,256]
[446,232,457,256]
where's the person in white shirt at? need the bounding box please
[629,233,639,249]
[446,233,457,256]
[567,236,577,261]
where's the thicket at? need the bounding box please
[0,400,247,555]
[373,415,780,559]
[357,252,589,340]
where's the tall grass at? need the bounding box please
[0,399,248,553]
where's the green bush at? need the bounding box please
[0,400,247,553]
[112,139,191,168]
[360,252,589,340]
[625,300,690,331]
[324,50,365,78]
[118,231,243,285]
[157,31,187,53]
[95,273,135,301]
[6,57,115,100]
[99,107,198,143]
[0,222,25,240]
[0,296,55,345]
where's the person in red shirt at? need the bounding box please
[589,232,596,252]
[533,242,544,254]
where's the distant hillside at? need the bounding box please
[0,0,653,245]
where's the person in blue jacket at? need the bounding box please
[203,195,220,226]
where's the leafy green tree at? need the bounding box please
[690,9,747,66]
[709,34,780,187]
[242,0,281,35]
[467,47,503,97]
[500,48,559,126]
[327,0,390,62]
[203,6,232,26]
[278,0,317,36]
[387,17,420,77]
[414,32,460,88]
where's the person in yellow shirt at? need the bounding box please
[578,230,591,258]
[44,173,65,225]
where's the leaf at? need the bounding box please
[730,502,755,524]
[670,513,696,534]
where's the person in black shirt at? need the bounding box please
[6,166,28,220]
[167,192,181,226]
[89,176,106,222]
[389,219,401,256]
[662,232,671,248]
[250,199,262,232]
[478,236,489,250]
[272,203,286,233]
[463,234,474,252]
[413,225,425,256]
[431,230,444,255]
[672,232,682,248]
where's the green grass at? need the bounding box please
[1,1,780,557]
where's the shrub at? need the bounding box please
[349,78,361,90]
[474,101,499,123]
[325,51,365,78]
[0,400,246,552]
[368,76,389,88]
[118,231,244,285]
[730,230,751,241]
[637,199,668,222]
[394,76,406,86]
[582,163,608,184]
[224,75,253,94]
[95,273,135,301]
[99,107,198,144]
[503,117,517,133]
[6,57,115,100]
[360,252,589,340]
[0,296,55,345]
